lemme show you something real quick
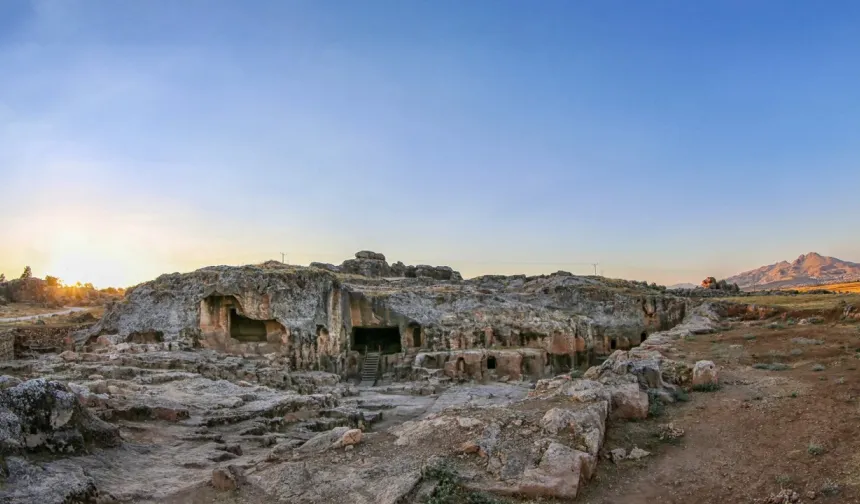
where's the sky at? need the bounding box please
[1,0,859,288]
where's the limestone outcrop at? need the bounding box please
[0,378,121,455]
[312,250,463,281]
[77,252,688,378]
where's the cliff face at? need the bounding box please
[81,254,687,374]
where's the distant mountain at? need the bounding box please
[669,283,698,290]
[726,252,860,290]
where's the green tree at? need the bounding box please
[0,273,5,282]
[45,275,61,287]
[20,266,32,279]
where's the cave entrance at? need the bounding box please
[610,338,617,350]
[411,326,421,347]
[230,309,268,342]
[640,332,648,343]
[353,326,402,354]
[487,356,497,369]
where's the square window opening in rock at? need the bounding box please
[353,327,402,354]
[487,356,497,369]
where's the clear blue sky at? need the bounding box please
[1,0,859,287]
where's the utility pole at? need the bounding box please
[591,263,599,276]
[280,252,287,264]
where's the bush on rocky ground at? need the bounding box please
[422,459,506,504]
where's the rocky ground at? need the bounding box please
[1,300,858,503]
[579,314,860,504]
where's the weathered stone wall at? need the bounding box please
[2,325,91,357]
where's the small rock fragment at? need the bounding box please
[609,448,627,463]
[627,447,651,460]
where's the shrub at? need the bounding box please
[811,364,826,372]
[753,362,790,371]
[672,388,690,402]
[423,460,506,504]
[20,266,32,279]
[742,334,756,340]
[775,474,792,486]
[820,479,841,496]
[807,443,825,456]
[790,391,798,398]
[648,390,665,417]
[692,383,720,392]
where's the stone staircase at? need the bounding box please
[359,352,380,387]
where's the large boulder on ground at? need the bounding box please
[0,378,121,454]
[605,380,649,420]
[516,442,595,499]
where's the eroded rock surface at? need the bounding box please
[0,253,730,503]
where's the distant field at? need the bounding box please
[792,281,860,293]
[723,293,860,311]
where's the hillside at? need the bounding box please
[726,252,860,289]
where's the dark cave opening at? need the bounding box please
[353,326,402,354]
[229,309,268,342]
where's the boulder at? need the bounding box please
[298,426,351,452]
[58,351,78,362]
[355,251,386,261]
[338,428,363,447]
[692,360,719,388]
[212,465,246,491]
[540,408,577,435]
[0,457,111,503]
[516,443,595,499]
[0,378,121,454]
[606,381,648,420]
[212,467,238,491]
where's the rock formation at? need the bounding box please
[78,252,687,382]
[0,250,734,502]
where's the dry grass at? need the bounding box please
[723,293,860,311]
[793,281,860,294]
[0,303,69,319]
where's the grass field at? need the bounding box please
[723,293,860,310]
[793,281,860,294]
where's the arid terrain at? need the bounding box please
[2,253,860,504]
[581,308,860,503]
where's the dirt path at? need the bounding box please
[581,321,860,504]
[0,307,86,323]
